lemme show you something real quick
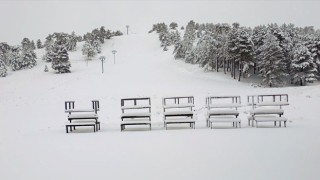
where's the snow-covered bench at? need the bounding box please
[163,96,195,129]
[65,100,100,133]
[120,98,152,131]
[247,94,289,127]
[206,96,241,128]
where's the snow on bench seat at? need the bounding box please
[68,113,98,119]
[120,120,151,131]
[163,110,193,116]
[121,112,151,118]
[208,103,242,108]
[248,102,289,106]
[208,117,241,123]
[208,109,239,116]
[248,116,288,127]
[121,105,151,110]
[164,118,195,129]
[250,108,284,115]
[121,120,151,125]
[208,117,241,128]
[163,103,195,109]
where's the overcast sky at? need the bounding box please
[1,0,320,44]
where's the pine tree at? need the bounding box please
[37,39,43,49]
[169,22,178,30]
[257,34,287,87]
[9,47,22,71]
[65,31,77,51]
[20,49,37,69]
[30,40,36,50]
[227,26,254,81]
[0,59,7,77]
[21,38,31,51]
[52,45,71,73]
[291,45,317,85]
[82,41,96,59]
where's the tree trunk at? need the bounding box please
[254,63,256,74]
[238,61,242,82]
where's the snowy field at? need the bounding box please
[1,33,320,180]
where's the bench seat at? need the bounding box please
[164,118,195,129]
[248,102,289,106]
[248,116,288,127]
[208,117,241,128]
[208,109,239,116]
[120,120,151,125]
[208,103,242,108]
[121,112,151,118]
[163,110,193,116]
[65,122,97,133]
[250,108,284,115]
[68,113,98,119]
[163,103,194,109]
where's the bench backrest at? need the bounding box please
[121,97,151,113]
[65,100,100,114]
[162,96,194,105]
[247,94,289,109]
[206,96,241,109]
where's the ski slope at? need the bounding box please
[1,33,320,180]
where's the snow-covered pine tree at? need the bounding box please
[252,25,267,74]
[291,45,317,85]
[20,48,37,69]
[9,47,22,71]
[30,40,36,50]
[304,36,320,73]
[0,42,11,65]
[52,45,71,73]
[173,20,196,60]
[0,59,7,77]
[257,34,287,87]
[37,39,42,49]
[91,39,101,54]
[65,31,78,51]
[21,38,32,51]
[227,25,254,81]
[44,35,54,51]
[82,41,96,59]
[169,22,178,30]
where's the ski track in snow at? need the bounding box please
[1,33,320,180]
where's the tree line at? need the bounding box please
[151,21,320,86]
[0,26,123,76]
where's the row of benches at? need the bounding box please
[64,94,289,133]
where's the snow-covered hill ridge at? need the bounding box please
[1,33,320,180]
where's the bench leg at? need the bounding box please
[66,126,69,133]
[239,122,241,128]
[279,121,281,127]
[284,121,287,127]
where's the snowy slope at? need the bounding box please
[1,33,320,180]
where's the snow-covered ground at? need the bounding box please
[1,33,320,180]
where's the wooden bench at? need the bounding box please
[247,94,289,127]
[206,96,241,128]
[65,100,100,133]
[163,96,195,129]
[120,97,152,131]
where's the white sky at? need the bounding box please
[1,0,320,44]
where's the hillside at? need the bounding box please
[1,33,320,180]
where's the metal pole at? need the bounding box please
[113,54,115,64]
[102,60,104,73]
